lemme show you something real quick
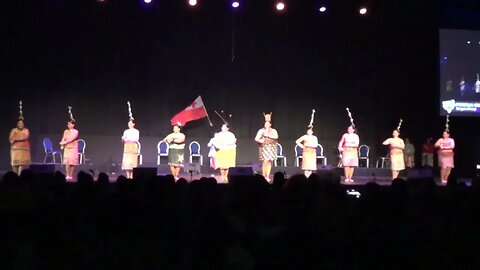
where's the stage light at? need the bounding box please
[467,41,471,44]
[232,1,240,8]
[188,0,197,6]
[276,2,285,11]
[359,7,367,15]
[319,6,326,12]
[144,0,152,3]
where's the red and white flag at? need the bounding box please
[170,96,209,126]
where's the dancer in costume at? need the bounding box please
[382,119,405,179]
[212,124,237,182]
[338,108,359,183]
[295,109,318,178]
[404,138,415,168]
[162,123,185,180]
[255,112,278,182]
[60,106,79,180]
[207,133,216,170]
[434,115,455,183]
[9,101,31,174]
[121,101,140,179]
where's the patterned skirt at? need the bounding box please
[122,143,138,170]
[438,150,454,168]
[390,149,405,171]
[302,147,317,171]
[259,143,277,161]
[63,147,79,166]
[169,148,184,167]
[215,148,236,169]
[342,148,358,167]
[10,147,31,166]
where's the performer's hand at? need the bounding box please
[338,147,344,152]
[258,138,265,144]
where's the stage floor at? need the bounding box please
[0,163,471,186]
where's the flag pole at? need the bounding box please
[200,95,213,126]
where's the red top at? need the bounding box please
[422,143,434,154]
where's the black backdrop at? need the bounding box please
[1,0,479,176]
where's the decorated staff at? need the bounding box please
[9,100,31,174]
[121,101,140,179]
[383,118,405,180]
[295,109,319,178]
[435,114,455,183]
[338,107,360,183]
[211,110,237,182]
[60,106,79,180]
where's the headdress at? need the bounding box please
[396,118,403,132]
[346,107,355,128]
[18,100,24,121]
[263,112,272,122]
[127,101,134,121]
[67,106,75,122]
[308,109,316,129]
[445,114,450,132]
[215,110,232,126]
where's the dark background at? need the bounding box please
[1,0,480,176]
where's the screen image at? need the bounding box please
[440,28,480,116]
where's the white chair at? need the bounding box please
[78,139,86,164]
[274,143,287,166]
[316,144,327,166]
[189,141,203,165]
[157,141,169,165]
[358,144,370,167]
[295,145,303,167]
[137,141,143,165]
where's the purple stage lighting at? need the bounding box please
[144,0,152,3]
[232,1,240,8]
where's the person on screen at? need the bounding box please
[459,75,466,96]
[421,137,434,167]
[475,73,480,93]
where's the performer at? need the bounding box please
[421,137,434,167]
[212,124,237,182]
[295,109,318,178]
[459,76,465,96]
[382,120,405,179]
[9,101,31,175]
[434,116,455,183]
[404,138,415,168]
[476,73,480,94]
[121,101,140,179]
[338,108,359,183]
[207,133,216,170]
[255,113,278,182]
[162,123,185,180]
[60,106,79,180]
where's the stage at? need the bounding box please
[0,163,469,186]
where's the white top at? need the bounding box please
[122,128,139,143]
[338,133,359,151]
[213,131,237,150]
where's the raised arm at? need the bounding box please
[382,138,391,145]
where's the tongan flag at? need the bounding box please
[170,96,209,126]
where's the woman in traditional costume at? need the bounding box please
[255,113,278,182]
[434,115,455,183]
[338,108,359,183]
[121,101,140,179]
[213,124,237,182]
[60,106,79,180]
[382,119,405,179]
[295,110,318,178]
[9,101,31,175]
[162,123,185,180]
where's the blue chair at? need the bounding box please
[43,138,62,164]
[316,144,327,166]
[78,139,86,164]
[189,141,203,165]
[295,145,303,167]
[157,141,169,165]
[274,143,287,167]
[358,144,370,167]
